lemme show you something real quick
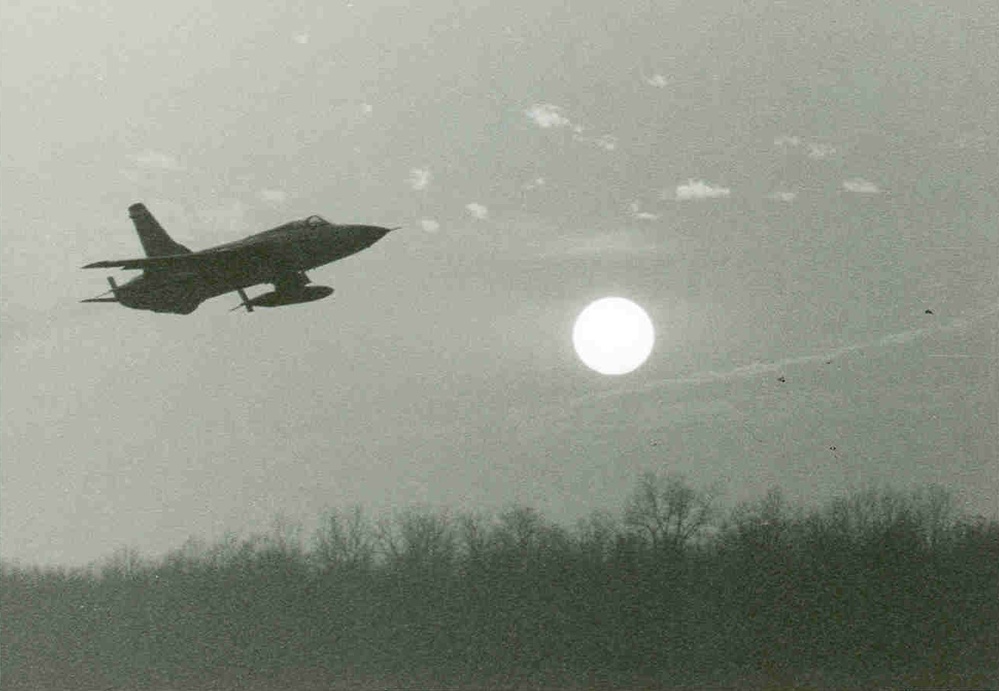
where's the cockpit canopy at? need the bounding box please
[304,215,328,227]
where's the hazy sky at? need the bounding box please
[2,0,996,566]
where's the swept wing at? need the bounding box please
[83,242,290,273]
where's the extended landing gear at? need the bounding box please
[80,276,121,304]
[235,288,254,313]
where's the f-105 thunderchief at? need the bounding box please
[83,203,395,314]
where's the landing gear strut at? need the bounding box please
[234,288,254,313]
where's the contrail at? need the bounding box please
[571,302,998,407]
[926,354,990,359]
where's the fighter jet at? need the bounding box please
[83,203,396,314]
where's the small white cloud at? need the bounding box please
[525,104,572,129]
[558,233,657,257]
[629,201,660,220]
[259,189,288,204]
[131,150,184,171]
[360,102,373,114]
[292,32,309,45]
[774,135,801,148]
[407,167,431,191]
[523,177,546,190]
[807,142,836,159]
[842,178,880,194]
[952,131,989,149]
[644,73,668,88]
[675,179,731,201]
[768,190,797,202]
[419,218,440,233]
[465,202,489,220]
[592,134,617,151]
[572,132,617,151]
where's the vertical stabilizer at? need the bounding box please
[128,203,191,257]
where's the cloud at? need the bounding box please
[644,73,668,88]
[952,131,990,149]
[629,201,660,221]
[774,135,801,148]
[774,137,836,159]
[525,103,616,152]
[550,232,659,258]
[525,103,573,129]
[522,177,546,190]
[407,168,431,191]
[674,179,731,201]
[131,150,184,171]
[842,178,880,194]
[596,135,617,151]
[768,190,797,202]
[465,202,489,220]
[419,218,440,233]
[807,142,836,159]
[292,32,309,45]
[571,131,617,151]
[258,189,288,204]
[360,102,373,114]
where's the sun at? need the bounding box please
[572,297,655,375]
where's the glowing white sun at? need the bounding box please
[572,297,655,375]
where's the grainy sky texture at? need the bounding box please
[2,0,997,566]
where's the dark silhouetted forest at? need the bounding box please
[3,475,997,690]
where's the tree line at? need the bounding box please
[2,475,996,689]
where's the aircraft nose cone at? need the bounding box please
[364,225,394,240]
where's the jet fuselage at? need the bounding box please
[84,206,393,314]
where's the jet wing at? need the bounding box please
[83,243,291,272]
[84,255,192,270]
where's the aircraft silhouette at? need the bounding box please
[83,203,395,314]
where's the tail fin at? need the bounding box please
[129,203,191,257]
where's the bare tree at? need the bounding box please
[312,506,374,574]
[100,545,144,579]
[839,485,958,550]
[494,506,545,554]
[912,484,957,549]
[574,510,619,566]
[825,487,918,548]
[491,505,571,570]
[623,471,716,552]
[376,506,456,573]
[726,486,796,552]
[457,510,490,566]
[263,514,304,556]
